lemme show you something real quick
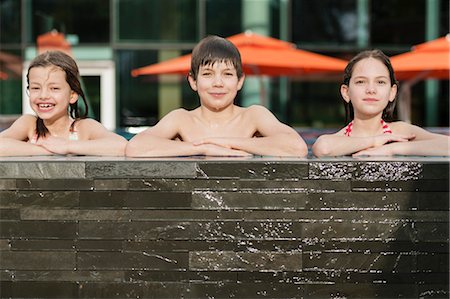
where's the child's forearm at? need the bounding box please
[313,135,374,157]
[0,138,53,156]
[388,139,450,156]
[227,134,307,157]
[67,138,128,156]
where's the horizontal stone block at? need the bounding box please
[85,161,197,178]
[7,270,124,282]
[10,240,75,251]
[15,179,93,190]
[79,191,192,208]
[0,162,85,179]
[0,251,75,270]
[196,161,309,179]
[125,270,238,283]
[0,221,77,239]
[0,281,79,298]
[0,191,79,208]
[0,179,16,190]
[77,252,188,270]
[192,190,308,210]
[351,179,449,192]
[189,251,302,271]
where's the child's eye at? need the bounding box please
[224,72,234,76]
[355,80,365,84]
[377,80,387,84]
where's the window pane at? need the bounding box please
[292,0,357,46]
[117,0,197,42]
[1,0,21,44]
[371,0,425,46]
[0,50,22,114]
[117,50,159,127]
[30,0,109,44]
[205,0,242,37]
[289,81,342,127]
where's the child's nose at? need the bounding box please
[212,75,224,86]
[366,83,376,93]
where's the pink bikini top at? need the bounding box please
[29,123,79,144]
[344,119,392,137]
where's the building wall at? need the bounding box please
[0,0,448,129]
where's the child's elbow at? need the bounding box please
[312,136,332,157]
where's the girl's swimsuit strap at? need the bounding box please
[344,119,392,137]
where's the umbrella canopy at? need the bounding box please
[37,30,72,56]
[131,32,347,77]
[390,34,450,80]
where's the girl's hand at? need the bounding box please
[372,134,415,147]
[353,144,395,157]
[36,135,71,155]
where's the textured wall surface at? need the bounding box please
[0,157,448,298]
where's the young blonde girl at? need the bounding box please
[0,51,127,156]
[313,49,449,157]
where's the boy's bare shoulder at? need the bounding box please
[164,108,193,119]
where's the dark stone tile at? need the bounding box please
[0,191,79,208]
[79,282,189,299]
[12,270,124,282]
[85,161,197,178]
[187,282,306,298]
[196,161,308,179]
[189,250,302,271]
[3,281,79,298]
[15,179,94,190]
[192,190,308,210]
[0,208,19,220]
[77,252,188,270]
[422,162,450,180]
[94,179,129,190]
[305,282,417,298]
[79,191,192,208]
[355,161,423,181]
[11,240,75,251]
[0,221,77,238]
[0,161,85,179]
[78,220,240,241]
[125,270,238,283]
[0,239,10,250]
[418,253,449,272]
[303,251,417,273]
[0,251,75,270]
[418,284,449,298]
[309,162,356,180]
[77,240,123,251]
[302,240,449,254]
[351,179,450,192]
[0,270,14,281]
[0,179,16,190]
[129,210,243,220]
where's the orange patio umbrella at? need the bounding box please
[390,34,450,80]
[131,32,347,77]
[37,30,72,56]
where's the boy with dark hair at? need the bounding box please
[126,35,307,157]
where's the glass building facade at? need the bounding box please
[0,0,448,130]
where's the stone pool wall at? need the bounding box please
[0,157,448,298]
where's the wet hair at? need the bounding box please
[26,50,88,139]
[342,49,398,123]
[189,35,243,80]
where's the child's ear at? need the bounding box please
[69,91,79,104]
[237,74,245,91]
[389,84,398,102]
[187,75,197,91]
[340,84,350,103]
